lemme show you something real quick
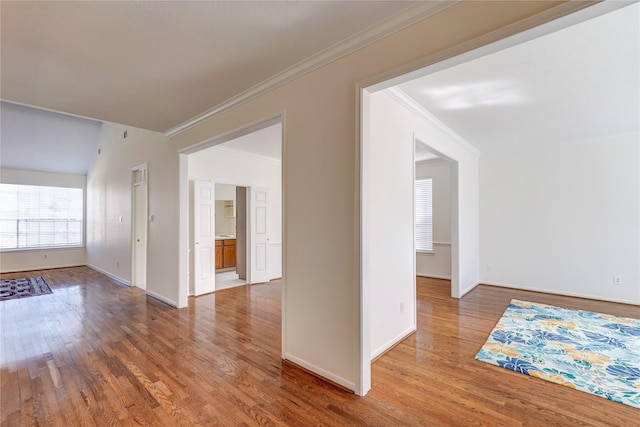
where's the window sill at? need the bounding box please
[416,250,435,255]
[0,246,85,253]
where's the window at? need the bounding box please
[415,177,433,252]
[0,184,83,250]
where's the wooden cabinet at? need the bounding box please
[223,239,236,268]
[215,240,223,269]
[216,239,236,269]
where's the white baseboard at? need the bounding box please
[481,280,640,306]
[284,353,355,392]
[459,281,480,298]
[145,289,178,308]
[0,263,84,274]
[371,325,416,360]
[416,273,451,280]
[86,264,130,286]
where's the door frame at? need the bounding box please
[131,163,148,290]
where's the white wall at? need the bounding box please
[416,160,452,279]
[214,201,236,236]
[214,183,237,236]
[86,122,180,305]
[381,90,481,298]
[480,133,640,305]
[188,148,282,280]
[365,91,417,359]
[365,91,479,362]
[0,168,87,272]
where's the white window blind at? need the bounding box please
[415,177,433,252]
[0,184,84,250]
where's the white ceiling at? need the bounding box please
[0,102,102,175]
[398,3,640,154]
[1,1,422,132]
[213,123,282,161]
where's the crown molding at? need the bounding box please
[165,1,459,137]
[385,87,481,157]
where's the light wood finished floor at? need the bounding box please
[1,267,638,426]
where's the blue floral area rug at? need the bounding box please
[0,276,52,301]
[475,299,640,408]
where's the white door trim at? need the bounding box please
[131,163,148,290]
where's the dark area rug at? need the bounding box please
[0,276,52,301]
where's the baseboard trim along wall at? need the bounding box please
[284,353,356,392]
[481,281,640,306]
[0,263,85,274]
[371,325,416,360]
[145,289,178,308]
[416,273,451,280]
[459,281,480,298]
[86,264,130,286]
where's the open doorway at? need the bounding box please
[182,119,283,297]
[359,51,480,397]
[212,183,247,291]
[414,141,453,283]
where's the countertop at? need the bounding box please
[215,235,236,240]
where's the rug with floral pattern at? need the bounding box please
[475,299,640,408]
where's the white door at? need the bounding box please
[248,187,270,284]
[133,182,148,289]
[194,180,215,295]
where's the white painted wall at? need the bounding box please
[214,183,237,236]
[0,102,102,175]
[215,183,237,200]
[86,122,180,305]
[381,89,481,298]
[416,160,452,279]
[0,168,87,272]
[365,91,417,359]
[365,91,480,361]
[188,148,282,280]
[480,133,640,305]
[167,1,573,394]
[214,201,236,235]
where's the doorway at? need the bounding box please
[131,164,148,290]
[414,141,453,284]
[180,117,284,300]
[213,183,247,291]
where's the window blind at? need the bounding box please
[0,184,83,250]
[415,178,433,252]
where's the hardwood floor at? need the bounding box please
[1,268,638,426]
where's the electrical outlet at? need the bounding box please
[43,254,48,260]
[486,264,493,271]
[117,261,120,268]
[400,300,405,313]
[613,276,623,285]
